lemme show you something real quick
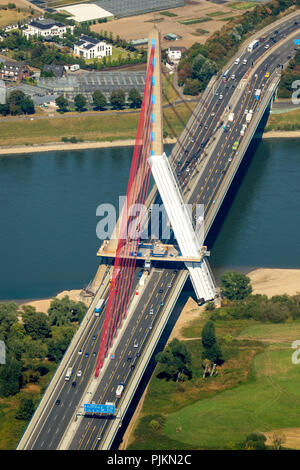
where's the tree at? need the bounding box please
[128,88,142,108]
[155,338,192,381]
[220,271,252,301]
[48,296,86,326]
[16,397,35,420]
[110,89,126,109]
[92,89,107,110]
[74,93,87,112]
[271,431,286,450]
[7,90,25,115]
[55,95,69,113]
[21,96,35,115]
[241,432,267,450]
[21,306,51,340]
[0,356,22,397]
[201,320,223,366]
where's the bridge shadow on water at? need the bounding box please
[111,109,270,449]
[205,108,270,282]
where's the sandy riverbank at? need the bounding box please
[19,289,86,314]
[169,268,300,339]
[0,138,177,156]
[0,131,298,156]
[262,131,300,139]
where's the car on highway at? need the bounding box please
[72,381,76,388]
[77,370,82,377]
[55,399,61,405]
[211,112,215,116]
[219,94,223,100]
[127,356,131,362]
[159,289,164,294]
[92,351,97,357]
[78,350,82,355]
[265,44,270,49]
[92,335,96,341]
[134,341,139,348]
[215,91,219,95]
[149,308,154,315]
[131,364,135,371]
[160,301,164,307]
[204,125,208,129]
[265,71,270,78]
[232,141,239,150]
[84,352,89,358]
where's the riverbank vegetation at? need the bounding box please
[0,296,87,449]
[127,271,300,450]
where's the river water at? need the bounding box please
[0,138,299,300]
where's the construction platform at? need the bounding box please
[97,239,210,263]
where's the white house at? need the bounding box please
[167,46,186,64]
[23,18,72,39]
[74,35,112,59]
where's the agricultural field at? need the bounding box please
[91,0,255,49]
[0,0,36,28]
[127,318,300,450]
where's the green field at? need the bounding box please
[164,348,300,448]
[128,320,300,450]
[0,102,192,147]
[265,108,300,132]
[229,2,259,10]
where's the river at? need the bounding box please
[0,138,299,300]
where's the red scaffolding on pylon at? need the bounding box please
[95,46,155,377]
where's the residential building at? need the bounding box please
[74,35,112,59]
[0,61,30,83]
[22,18,72,39]
[167,46,186,64]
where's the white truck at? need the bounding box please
[246,113,252,123]
[65,367,73,381]
[228,113,235,122]
[116,383,125,398]
[240,124,247,136]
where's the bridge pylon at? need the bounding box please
[148,26,217,302]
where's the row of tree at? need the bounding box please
[55,88,142,113]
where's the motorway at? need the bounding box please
[19,12,300,450]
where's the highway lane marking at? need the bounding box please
[91,272,178,450]
[204,70,270,217]
[79,272,173,450]
[192,75,257,211]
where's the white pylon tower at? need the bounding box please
[148,25,216,302]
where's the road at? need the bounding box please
[18,12,300,450]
